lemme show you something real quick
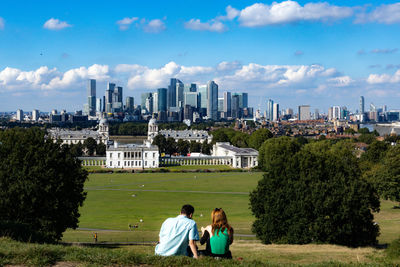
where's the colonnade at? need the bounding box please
[160,156,231,167]
[79,157,106,167]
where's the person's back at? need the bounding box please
[210,228,230,255]
[155,204,199,258]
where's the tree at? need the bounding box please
[368,145,400,206]
[83,137,97,156]
[176,139,190,156]
[189,141,202,153]
[358,127,370,134]
[211,129,231,143]
[96,142,106,156]
[165,137,177,155]
[69,142,83,157]
[248,128,273,150]
[0,128,88,243]
[251,138,380,247]
[152,134,167,153]
[231,132,249,148]
[344,128,356,135]
[201,142,212,155]
[358,134,376,144]
[360,140,389,163]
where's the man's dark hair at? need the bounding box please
[181,204,194,216]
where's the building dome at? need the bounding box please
[149,118,157,125]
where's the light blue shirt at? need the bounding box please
[155,215,199,256]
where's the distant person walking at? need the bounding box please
[200,208,234,259]
[93,232,98,243]
[155,204,199,259]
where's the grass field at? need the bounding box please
[59,171,400,265]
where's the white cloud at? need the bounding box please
[328,76,354,87]
[367,70,400,84]
[184,19,227,32]
[43,18,72,30]
[238,1,353,27]
[371,48,398,54]
[0,17,4,30]
[116,17,139,30]
[217,5,240,21]
[355,3,400,24]
[143,19,166,33]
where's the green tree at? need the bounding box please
[248,128,273,150]
[358,127,370,134]
[368,145,400,206]
[360,140,389,163]
[231,132,250,148]
[96,142,106,156]
[201,142,212,155]
[0,128,88,243]
[165,137,177,155]
[83,137,97,156]
[251,138,380,247]
[189,141,202,153]
[358,134,376,144]
[211,128,233,143]
[152,134,167,153]
[176,139,190,156]
[344,128,356,135]
[69,142,83,157]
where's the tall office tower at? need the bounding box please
[176,81,185,108]
[184,104,193,121]
[157,88,168,112]
[184,92,199,108]
[231,94,240,119]
[266,99,274,121]
[341,106,348,120]
[102,96,105,112]
[328,107,333,121]
[87,79,96,116]
[105,82,115,113]
[332,106,341,120]
[141,93,152,107]
[51,109,58,115]
[111,86,123,112]
[184,83,197,92]
[198,85,207,109]
[16,109,23,121]
[96,98,102,113]
[207,80,218,120]
[370,103,376,112]
[298,105,311,120]
[218,98,224,112]
[241,93,248,108]
[167,78,182,109]
[32,109,39,121]
[360,96,365,114]
[223,92,231,117]
[152,93,158,113]
[383,105,387,113]
[286,108,293,116]
[314,109,319,120]
[273,103,279,122]
[125,97,134,113]
[145,95,153,114]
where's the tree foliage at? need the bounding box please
[83,137,97,156]
[248,128,273,150]
[251,138,380,247]
[0,128,88,243]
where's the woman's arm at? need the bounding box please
[200,230,210,245]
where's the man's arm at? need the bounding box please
[189,239,198,259]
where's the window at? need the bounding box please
[139,161,141,166]
[145,153,147,158]
[153,161,155,166]
[124,152,127,158]
[118,153,120,159]
[127,161,130,166]
[124,161,126,166]
[118,161,120,166]
[145,161,147,166]
[110,161,112,166]
[153,153,155,158]
[110,153,113,158]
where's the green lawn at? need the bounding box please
[63,172,262,242]
[63,171,400,246]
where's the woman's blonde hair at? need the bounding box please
[211,208,233,241]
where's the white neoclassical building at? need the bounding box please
[147,118,212,144]
[48,118,109,145]
[212,142,258,168]
[106,141,159,169]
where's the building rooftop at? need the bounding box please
[217,143,258,155]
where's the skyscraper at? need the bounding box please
[157,88,168,112]
[298,105,311,121]
[176,81,184,108]
[167,78,182,109]
[360,96,365,114]
[207,81,218,120]
[273,103,279,122]
[96,98,102,113]
[105,82,115,113]
[231,94,240,119]
[125,97,134,113]
[32,109,39,121]
[198,85,207,109]
[16,109,23,121]
[184,92,199,108]
[266,99,274,121]
[223,91,231,117]
[87,79,96,116]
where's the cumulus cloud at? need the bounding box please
[355,3,400,24]
[142,19,166,33]
[43,18,72,30]
[367,70,400,84]
[328,76,354,87]
[0,17,4,30]
[184,19,227,32]
[116,17,139,30]
[238,1,353,27]
[217,5,240,21]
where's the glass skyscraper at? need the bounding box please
[87,79,96,116]
[207,81,218,120]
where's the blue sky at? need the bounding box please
[1,0,400,113]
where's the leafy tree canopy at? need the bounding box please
[0,128,88,243]
[251,138,380,247]
[248,128,273,150]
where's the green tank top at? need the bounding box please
[210,228,230,254]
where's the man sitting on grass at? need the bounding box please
[155,204,199,259]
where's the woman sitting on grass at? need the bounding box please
[200,208,234,259]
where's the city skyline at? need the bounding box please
[1,0,400,112]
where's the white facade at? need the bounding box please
[212,142,258,169]
[147,118,212,144]
[106,141,159,169]
[17,109,23,121]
